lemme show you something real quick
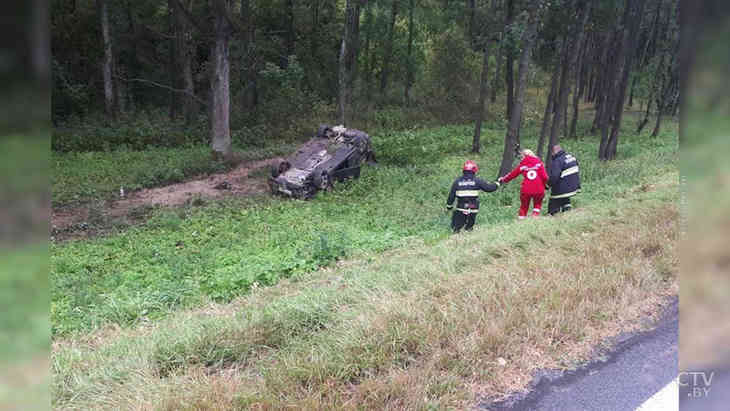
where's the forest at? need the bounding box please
[50,0,683,409]
[52,0,678,165]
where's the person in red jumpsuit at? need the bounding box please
[498,148,549,219]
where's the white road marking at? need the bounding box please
[636,378,677,411]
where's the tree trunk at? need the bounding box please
[182,5,195,122]
[547,42,570,166]
[96,0,115,120]
[338,0,362,125]
[468,0,476,49]
[472,42,492,153]
[362,1,374,103]
[603,0,646,160]
[547,0,589,166]
[282,0,295,69]
[569,2,592,139]
[338,0,360,125]
[594,28,619,137]
[168,2,179,120]
[498,3,539,177]
[380,0,398,98]
[537,57,560,158]
[591,31,615,134]
[241,0,258,111]
[491,33,503,103]
[627,74,637,107]
[504,0,515,122]
[652,60,677,137]
[405,0,415,106]
[210,0,232,159]
[308,0,320,91]
[637,47,666,134]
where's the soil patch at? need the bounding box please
[51,157,282,241]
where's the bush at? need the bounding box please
[52,110,208,152]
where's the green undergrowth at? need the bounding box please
[51,118,678,336]
[51,175,678,409]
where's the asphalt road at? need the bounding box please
[482,297,678,411]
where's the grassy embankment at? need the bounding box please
[52,114,678,409]
[52,169,678,409]
[51,116,678,338]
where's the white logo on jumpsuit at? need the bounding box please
[520,164,541,180]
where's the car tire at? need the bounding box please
[313,170,331,190]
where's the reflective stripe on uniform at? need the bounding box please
[455,190,480,197]
[551,190,578,199]
[456,208,479,213]
[560,166,579,178]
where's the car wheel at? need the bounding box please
[313,170,331,190]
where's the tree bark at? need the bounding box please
[537,56,560,158]
[491,32,503,103]
[593,28,619,136]
[362,1,374,103]
[504,0,515,122]
[546,0,589,167]
[652,59,677,137]
[603,0,646,160]
[338,0,362,125]
[210,0,232,159]
[308,0,321,91]
[380,0,399,98]
[168,1,179,120]
[498,2,539,177]
[170,0,196,122]
[241,0,258,111]
[282,0,295,68]
[472,42,492,153]
[468,0,476,49]
[569,2,592,139]
[546,40,570,166]
[591,30,615,134]
[96,0,115,120]
[405,0,415,106]
[637,46,666,134]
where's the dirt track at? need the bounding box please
[51,157,282,239]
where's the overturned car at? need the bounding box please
[269,125,375,199]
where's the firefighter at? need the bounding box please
[446,160,500,232]
[498,149,549,219]
[547,144,581,215]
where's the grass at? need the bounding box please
[51,173,678,410]
[51,118,678,337]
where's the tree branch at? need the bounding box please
[114,75,207,106]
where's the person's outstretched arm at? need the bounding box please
[499,160,523,184]
[477,178,500,193]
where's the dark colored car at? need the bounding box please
[269,125,375,199]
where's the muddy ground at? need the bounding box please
[51,157,282,241]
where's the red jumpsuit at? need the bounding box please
[501,155,549,218]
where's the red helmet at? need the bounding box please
[463,160,478,173]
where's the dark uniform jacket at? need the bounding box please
[549,150,581,198]
[446,172,499,213]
